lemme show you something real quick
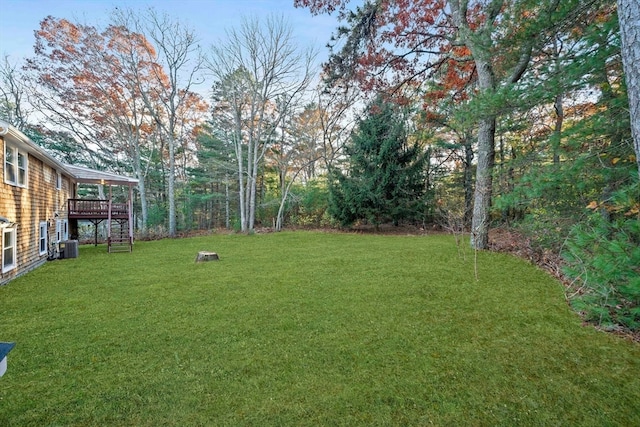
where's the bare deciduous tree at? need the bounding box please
[114,7,207,236]
[208,14,316,232]
[0,56,29,128]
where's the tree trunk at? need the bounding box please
[552,38,564,166]
[275,194,286,231]
[471,116,496,249]
[246,139,255,232]
[132,139,148,232]
[225,173,230,229]
[137,174,148,232]
[167,134,176,236]
[617,0,640,178]
[248,131,261,232]
[275,168,305,231]
[553,93,563,165]
[249,172,257,231]
[463,136,474,228]
[468,46,497,249]
[450,0,499,250]
[233,118,247,232]
[275,174,287,232]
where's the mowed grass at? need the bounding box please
[1,231,638,426]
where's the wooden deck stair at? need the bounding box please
[107,199,133,253]
[108,219,132,253]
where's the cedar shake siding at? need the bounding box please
[1,123,74,285]
[1,121,137,284]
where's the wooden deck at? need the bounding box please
[68,199,130,220]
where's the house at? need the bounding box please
[0,120,138,286]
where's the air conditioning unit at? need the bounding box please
[60,240,79,259]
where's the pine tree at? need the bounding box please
[329,97,426,229]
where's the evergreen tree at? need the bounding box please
[329,97,426,229]
[185,125,237,230]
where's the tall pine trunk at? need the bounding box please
[552,38,564,166]
[467,45,497,249]
[451,1,499,250]
[617,0,640,178]
[463,135,474,228]
[471,116,496,249]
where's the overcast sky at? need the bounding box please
[0,0,340,64]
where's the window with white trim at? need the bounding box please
[2,227,16,273]
[4,144,28,187]
[55,219,69,242]
[56,171,62,190]
[39,221,48,255]
[56,219,62,243]
[4,145,15,183]
[62,219,68,241]
[17,151,27,186]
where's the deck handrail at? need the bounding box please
[68,199,128,217]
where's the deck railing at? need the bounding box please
[68,199,129,219]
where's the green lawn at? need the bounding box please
[1,232,638,426]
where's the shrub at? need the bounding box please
[563,185,640,331]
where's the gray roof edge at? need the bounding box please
[0,120,71,175]
[63,164,139,185]
[0,121,138,186]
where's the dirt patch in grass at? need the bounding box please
[489,228,565,282]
